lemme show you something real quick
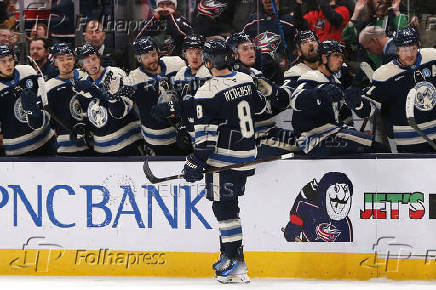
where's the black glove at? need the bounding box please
[151,100,181,121]
[73,79,93,93]
[183,154,207,183]
[176,127,193,154]
[316,83,343,104]
[20,89,41,116]
[73,79,110,102]
[70,122,90,146]
[344,87,363,110]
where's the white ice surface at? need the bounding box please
[1,277,436,290]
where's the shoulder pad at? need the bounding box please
[161,56,186,74]
[372,61,405,83]
[128,67,152,85]
[194,79,216,100]
[106,66,127,78]
[419,48,436,66]
[174,66,189,81]
[298,70,330,84]
[235,71,254,83]
[197,65,212,78]
[46,78,65,92]
[15,65,37,79]
[284,63,312,78]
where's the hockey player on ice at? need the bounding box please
[45,43,93,156]
[73,43,143,156]
[0,44,56,156]
[290,39,382,156]
[182,39,270,283]
[283,172,353,242]
[344,26,436,153]
[129,36,186,155]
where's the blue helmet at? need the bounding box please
[51,43,74,58]
[202,39,232,70]
[183,34,205,51]
[133,36,158,55]
[0,44,13,58]
[295,30,319,47]
[227,32,252,53]
[75,43,99,60]
[393,26,420,47]
[318,39,345,61]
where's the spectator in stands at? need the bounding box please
[84,19,116,67]
[342,0,408,66]
[0,0,15,29]
[191,0,239,38]
[294,0,350,43]
[27,23,48,41]
[137,0,192,56]
[0,27,13,46]
[243,0,297,64]
[359,25,397,65]
[29,37,58,80]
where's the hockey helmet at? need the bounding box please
[318,39,345,61]
[133,36,158,55]
[75,43,99,60]
[202,39,232,70]
[393,26,420,47]
[227,32,252,54]
[0,44,14,58]
[183,34,205,51]
[51,42,74,58]
[158,35,176,56]
[295,30,319,47]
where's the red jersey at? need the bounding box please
[304,6,350,43]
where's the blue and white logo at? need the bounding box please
[69,95,84,121]
[13,98,28,123]
[25,79,33,88]
[87,99,108,128]
[422,68,431,78]
[414,81,436,112]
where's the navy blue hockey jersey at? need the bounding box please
[174,64,211,142]
[0,65,55,156]
[193,71,268,175]
[86,66,142,154]
[129,56,185,151]
[290,70,367,153]
[364,48,436,152]
[46,69,91,154]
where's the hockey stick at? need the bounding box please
[405,87,436,151]
[358,62,375,132]
[143,152,295,184]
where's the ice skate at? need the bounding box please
[214,247,250,284]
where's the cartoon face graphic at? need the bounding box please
[325,182,352,221]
